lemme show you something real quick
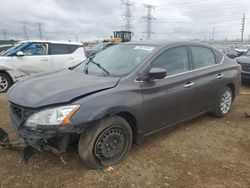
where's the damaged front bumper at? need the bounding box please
[0,126,72,161]
[0,103,84,161]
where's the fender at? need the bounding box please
[0,64,13,71]
[74,105,143,144]
[86,105,139,123]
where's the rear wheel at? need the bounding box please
[78,116,132,169]
[0,73,12,93]
[212,87,233,117]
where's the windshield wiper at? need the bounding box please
[85,56,110,76]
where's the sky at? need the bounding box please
[0,0,250,41]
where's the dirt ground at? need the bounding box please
[0,85,250,188]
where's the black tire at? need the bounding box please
[212,87,233,118]
[0,73,12,93]
[78,116,132,169]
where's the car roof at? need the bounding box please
[19,40,83,46]
[123,40,212,48]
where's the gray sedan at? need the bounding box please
[2,40,241,169]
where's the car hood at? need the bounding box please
[7,70,120,108]
[235,56,250,64]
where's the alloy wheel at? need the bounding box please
[220,90,232,114]
[0,76,8,92]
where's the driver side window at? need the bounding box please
[23,43,47,56]
[152,46,189,76]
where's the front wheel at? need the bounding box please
[212,87,233,118]
[0,73,12,93]
[78,116,132,169]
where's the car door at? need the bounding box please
[12,42,51,79]
[141,46,200,134]
[189,46,224,112]
[49,43,86,71]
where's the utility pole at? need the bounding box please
[240,14,245,42]
[38,23,42,40]
[142,4,156,40]
[212,27,215,41]
[121,0,135,31]
[22,22,28,40]
[2,29,7,40]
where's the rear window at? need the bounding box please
[49,44,80,55]
[190,46,216,69]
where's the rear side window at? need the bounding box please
[190,46,216,69]
[49,44,80,55]
[213,50,223,63]
[152,46,189,76]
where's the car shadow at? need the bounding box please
[242,80,250,86]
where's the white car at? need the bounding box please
[0,40,86,92]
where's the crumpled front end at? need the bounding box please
[8,103,80,153]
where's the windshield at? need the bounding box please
[246,50,250,56]
[74,44,157,76]
[1,42,27,56]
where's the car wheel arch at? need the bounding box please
[0,70,13,84]
[226,83,235,100]
[83,107,140,144]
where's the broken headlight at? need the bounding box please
[24,105,80,128]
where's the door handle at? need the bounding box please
[41,58,49,61]
[217,74,224,79]
[184,82,195,88]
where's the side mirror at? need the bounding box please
[148,67,167,80]
[16,51,24,57]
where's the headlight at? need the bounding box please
[24,105,80,128]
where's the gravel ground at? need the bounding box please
[0,85,249,188]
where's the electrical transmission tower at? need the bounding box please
[121,0,135,31]
[240,14,245,42]
[142,4,156,40]
[22,22,28,40]
[38,23,42,40]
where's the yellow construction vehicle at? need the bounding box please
[106,31,133,43]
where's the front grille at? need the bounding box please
[241,63,250,72]
[10,104,34,122]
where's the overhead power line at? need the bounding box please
[142,4,156,40]
[121,0,135,31]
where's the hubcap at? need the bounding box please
[94,126,128,166]
[220,90,232,114]
[0,76,8,92]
